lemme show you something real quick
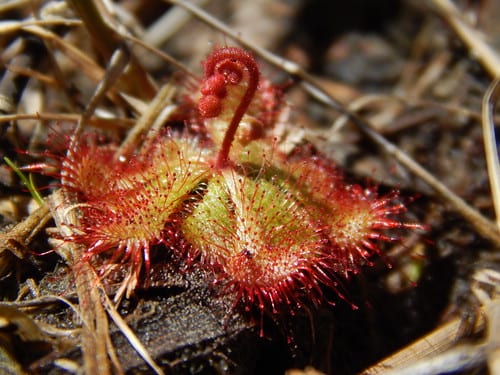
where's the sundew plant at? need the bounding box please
[42,46,422,330]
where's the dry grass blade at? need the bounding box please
[428,0,500,78]
[472,268,500,374]
[116,82,176,159]
[0,0,29,13]
[49,189,165,374]
[0,19,82,32]
[76,266,114,375]
[482,79,500,229]
[363,268,500,374]
[143,0,210,48]
[370,344,487,375]
[48,191,112,375]
[0,113,134,130]
[330,94,405,132]
[21,25,105,83]
[4,63,59,87]
[123,33,197,79]
[99,289,166,375]
[168,0,500,247]
[72,46,131,138]
[49,190,160,374]
[361,315,485,374]
[66,0,157,100]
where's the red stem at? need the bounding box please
[203,47,260,168]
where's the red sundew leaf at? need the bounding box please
[182,168,332,325]
[61,132,212,299]
[288,153,422,277]
[61,141,125,200]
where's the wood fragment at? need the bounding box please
[0,204,51,277]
